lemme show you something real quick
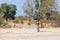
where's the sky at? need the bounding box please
[0,0,60,16]
[57,0,60,12]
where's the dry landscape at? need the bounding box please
[0,0,60,40]
[0,28,60,40]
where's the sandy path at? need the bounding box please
[0,28,60,40]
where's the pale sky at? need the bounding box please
[0,0,60,16]
[57,0,60,12]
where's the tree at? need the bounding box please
[34,0,57,20]
[1,3,16,21]
[8,4,16,20]
[23,0,57,32]
[23,0,34,24]
[33,0,57,32]
[23,0,33,17]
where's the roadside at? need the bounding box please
[0,28,60,40]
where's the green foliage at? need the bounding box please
[34,0,40,17]
[21,21,24,24]
[33,20,37,24]
[54,14,60,23]
[35,0,39,10]
[27,22,31,25]
[13,20,19,24]
[0,3,16,21]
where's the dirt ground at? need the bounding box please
[0,28,60,40]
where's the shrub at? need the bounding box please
[1,22,10,28]
[13,20,20,24]
[21,21,24,24]
[27,22,31,25]
[0,18,4,27]
[33,20,37,25]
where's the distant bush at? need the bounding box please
[33,20,37,25]
[13,19,20,24]
[27,22,31,25]
[0,18,4,27]
[21,21,24,24]
[1,22,10,28]
[3,25,11,28]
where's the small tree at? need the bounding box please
[1,3,16,21]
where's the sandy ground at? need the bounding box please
[0,28,60,40]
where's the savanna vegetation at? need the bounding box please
[0,0,60,29]
[23,0,60,27]
[0,3,16,28]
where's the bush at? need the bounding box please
[0,22,10,28]
[21,21,24,24]
[27,22,31,25]
[0,18,4,27]
[3,25,11,28]
[13,20,20,24]
[33,20,37,25]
